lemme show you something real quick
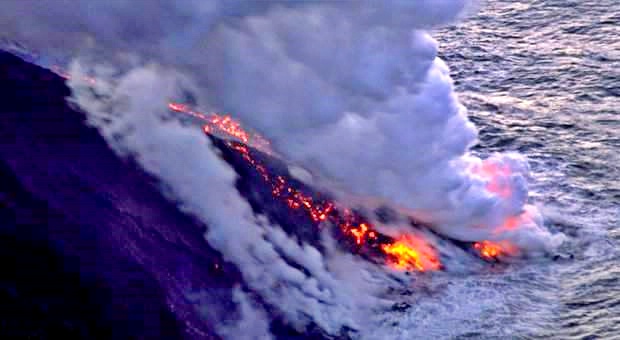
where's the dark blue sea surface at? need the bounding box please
[437,0,619,338]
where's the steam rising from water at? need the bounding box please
[1,2,561,248]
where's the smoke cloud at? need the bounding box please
[1,1,561,250]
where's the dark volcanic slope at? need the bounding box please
[0,50,349,340]
[0,51,241,339]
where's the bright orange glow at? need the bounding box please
[169,102,250,143]
[381,235,442,272]
[350,223,369,245]
[473,240,518,260]
[168,102,272,153]
[221,139,437,272]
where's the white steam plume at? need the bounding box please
[0,0,561,249]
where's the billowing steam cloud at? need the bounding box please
[1,1,561,250]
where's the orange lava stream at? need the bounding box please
[473,240,518,260]
[166,102,521,267]
[382,235,442,272]
[49,64,516,266]
[224,138,439,271]
[169,102,272,153]
[48,65,520,266]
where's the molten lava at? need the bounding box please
[169,102,249,143]
[169,102,272,153]
[48,66,521,269]
[231,137,440,270]
[166,102,415,267]
[473,240,518,260]
[382,235,441,272]
[224,137,438,271]
[165,102,522,269]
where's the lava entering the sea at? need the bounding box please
[473,240,518,260]
[382,235,442,272]
[48,64,516,266]
[165,102,525,268]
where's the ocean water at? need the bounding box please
[435,0,619,338]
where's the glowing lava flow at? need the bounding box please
[168,103,441,271]
[225,138,440,271]
[167,103,390,256]
[382,235,442,272]
[168,102,272,153]
[168,102,440,270]
[473,240,518,260]
[49,66,517,265]
[166,102,522,267]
